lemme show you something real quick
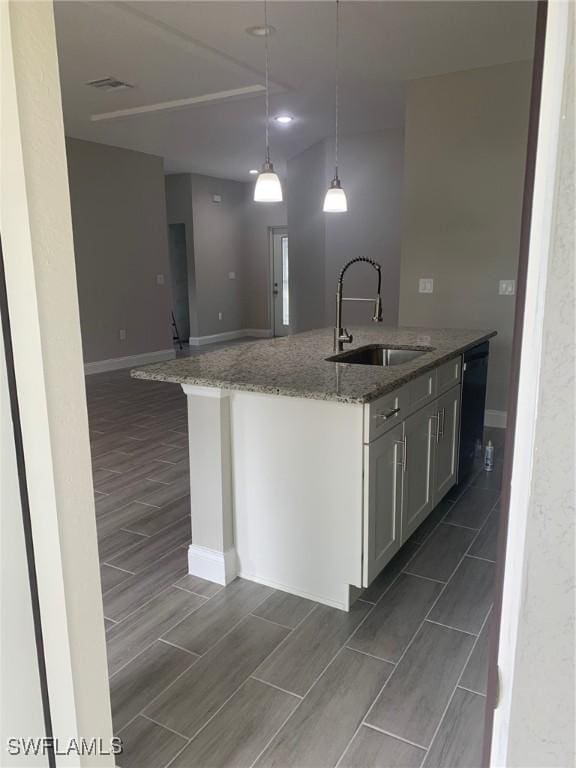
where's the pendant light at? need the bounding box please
[254,0,283,203]
[323,0,347,213]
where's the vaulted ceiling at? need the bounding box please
[55,1,536,180]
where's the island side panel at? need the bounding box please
[230,390,364,610]
[183,385,238,585]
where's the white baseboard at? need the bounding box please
[189,328,273,346]
[188,544,238,585]
[485,409,508,428]
[84,348,176,375]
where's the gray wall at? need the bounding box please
[324,129,404,327]
[286,126,405,333]
[398,61,533,413]
[166,172,287,338]
[189,174,247,336]
[287,141,327,332]
[66,138,173,363]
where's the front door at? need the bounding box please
[271,230,290,336]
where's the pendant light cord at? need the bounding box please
[264,0,271,164]
[334,0,340,179]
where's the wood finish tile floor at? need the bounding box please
[87,360,504,768]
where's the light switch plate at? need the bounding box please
[499,279,516,295]
[212,194,222,203]
[419,278,434,294]
[228,272,236,280]
[218,312,223,321]
[156,273,165,285]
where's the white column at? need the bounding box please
[183,385,238,585]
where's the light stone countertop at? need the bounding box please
[131,326,496,404]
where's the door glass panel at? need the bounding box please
[281,236,289,326]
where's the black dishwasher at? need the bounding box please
[458,342,489,482]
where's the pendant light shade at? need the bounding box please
[254,160,283,202]
[254,0,283,203]
[323,177,348,213]
[324,0,347,214]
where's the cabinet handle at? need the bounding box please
[439,408,446,439]
[374,407,400,421]
[395,437,407,472]
[432,412,441,443]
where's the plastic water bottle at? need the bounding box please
[484,440,494,472]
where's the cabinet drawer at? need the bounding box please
[407,370,437,411]
[365,385,409,443]
[437,356,462,395]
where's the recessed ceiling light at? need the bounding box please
[246,24,276,37]
[249,169,259,175]
[275,114,293,124]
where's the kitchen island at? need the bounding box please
[132,326,495,610]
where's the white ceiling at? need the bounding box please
[54,1,536,181]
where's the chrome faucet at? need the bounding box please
[334,257,383,352]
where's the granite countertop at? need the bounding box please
[131,326,496,404]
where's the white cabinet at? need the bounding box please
[363,423,404,585]
[407,369,437,411]
[401,401,437,541]
[434,385,461,500]
[363,360,462,587]
[364,385,408,443]
[437,358,462,395]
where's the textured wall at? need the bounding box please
[507,14,575,765]
[2,2,113,757]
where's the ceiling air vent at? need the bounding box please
[85,77,134,93]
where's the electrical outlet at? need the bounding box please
[156,273,165,285]
[212,194,222,203]
[499,280,516,295]
[119,329,127,341]
[228,272,236,280]
[419,278,434,294]
[218,312,223,321]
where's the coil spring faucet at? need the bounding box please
[334,257,383,352]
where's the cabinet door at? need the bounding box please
[401,402,437,542]
[363,423,404,586]
[434,385,461,501]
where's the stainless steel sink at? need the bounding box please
[326,344,433,367]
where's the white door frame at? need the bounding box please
[1,2,113,764]
[269,226,289,336]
